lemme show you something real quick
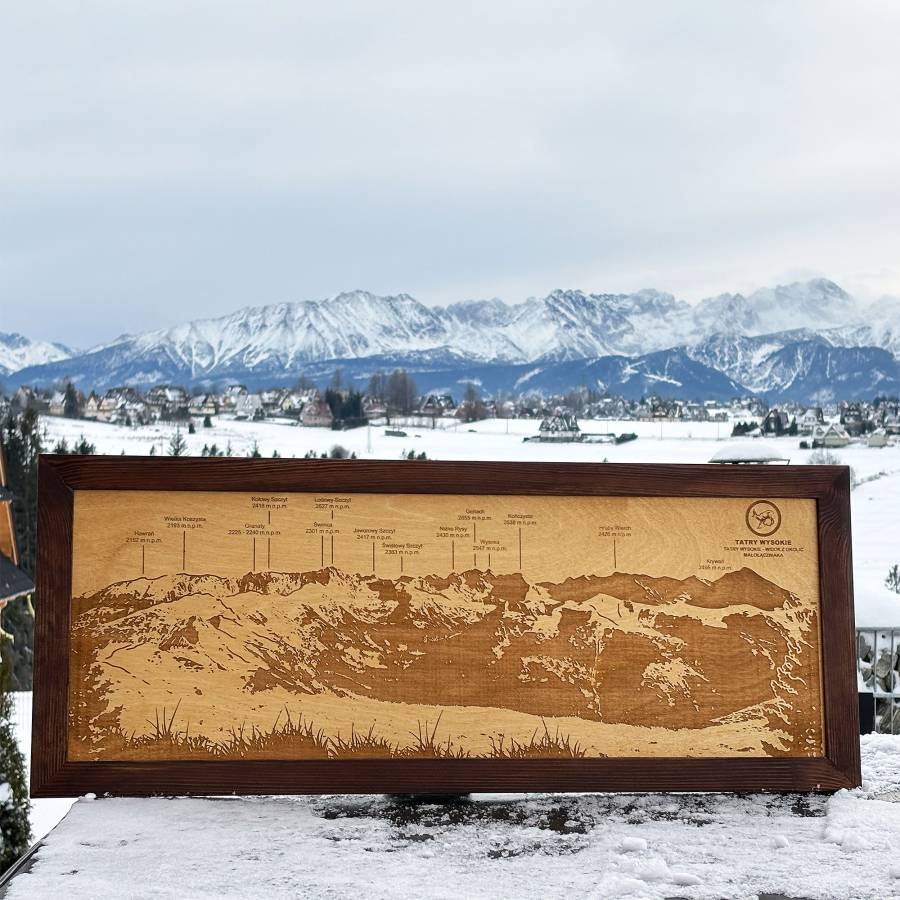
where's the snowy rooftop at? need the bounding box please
[4,735,900,900]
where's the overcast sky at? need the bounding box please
[1,0,898,349]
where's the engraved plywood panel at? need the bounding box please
[68,490,823,763]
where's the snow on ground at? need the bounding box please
[6,735,900,900]
[39,413,900,627]
[9,693,73,848]
[20,416,900,876]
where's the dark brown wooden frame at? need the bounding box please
[33,456,860,797]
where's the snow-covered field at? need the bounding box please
[40,413,900,627]
[6,734,900,900]
[13,415,900,893]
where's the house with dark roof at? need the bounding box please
[538,414,581,442]
[300,398,334,428]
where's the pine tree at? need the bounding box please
[167,432,188,457]
[886,565,900,595]
[72,436,96,455]
[63,381,79,418]
[0,641,32,874]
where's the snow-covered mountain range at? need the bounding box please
[4,279,898,403]
[0,332,75,378]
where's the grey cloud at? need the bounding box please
[1,0,897,346]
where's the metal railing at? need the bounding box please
[856,628,900,734]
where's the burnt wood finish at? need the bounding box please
[32,457,860,796]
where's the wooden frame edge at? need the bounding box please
[816,466,861,788]
[31,757,856,798]
[32,457,74,798]
[31,458,862,796]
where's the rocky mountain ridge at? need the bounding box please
[6,279,898,402]
[0,331,75,378]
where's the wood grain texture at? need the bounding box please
[32,460,74,797]
[32,757,856,797]
[37,456,847,497]
[815,467,860,787]
[31,457,860,796]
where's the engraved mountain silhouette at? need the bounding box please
[70,566,821,756]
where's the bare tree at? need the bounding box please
[386,369,417,415]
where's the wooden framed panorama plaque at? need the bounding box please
[33,457,860,796]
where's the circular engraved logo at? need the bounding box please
[746,500,782,537]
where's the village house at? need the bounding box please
[683,402,709,422]
[362,397,388,421]
[634,403,651,421]
[259,390,288,417]
[97,393,119,423]
[761,407,794,435]
[606,398,632,419]
[47,391,66,417]
[810,423,850,448]
[144,385,189,420]
[277,393,304,418]
[300,398,334,428]
[10,386,45,414]
[538,414,581,442]
[124,398,152,426]
[219,385,248,413]
[879,402,899,435]
[234,393,264,421]
[840,401,869,436]
[97,387,142,424]
[417,395,456,419]
[83,392,103,420]
[797,407,824,435]
[188,394,219,418]
[729,397,767,418]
